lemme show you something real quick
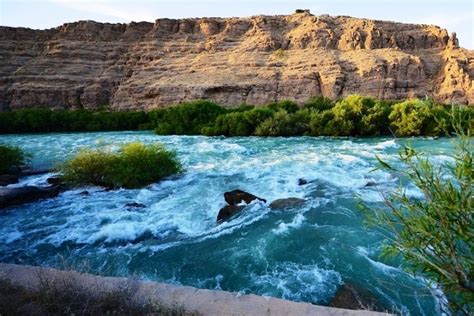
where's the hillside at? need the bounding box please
[0,10,473,111]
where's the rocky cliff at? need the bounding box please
[0,10,473,111]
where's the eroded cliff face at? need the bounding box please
[0,11,472,111]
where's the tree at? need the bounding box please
[388,99,434,136]
[361,123,473,314]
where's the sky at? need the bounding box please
[0,0,472,49]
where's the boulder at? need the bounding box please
[217,205,244,223]
[269,198,306,210]
[224,189,266,205]
[0,174,19,186]
[0,186,60,209]
[329,283,386,312]
[365,181,377,187]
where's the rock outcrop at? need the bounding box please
[0,186,60,209]
[0,11,472,111]
[224,189,266,205]
[217,189,266,223]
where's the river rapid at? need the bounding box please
[0,131,454,315]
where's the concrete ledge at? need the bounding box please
[0,263,390,315]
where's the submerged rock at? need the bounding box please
[224,189,266,205]
[365,181,377,187]
[329,283,386,312]
[0,186,60,209]
[125,202,146,208]
[269,198,306,210]
[298,178,308,186]
[0,174,19,186]
[217,205,244,223]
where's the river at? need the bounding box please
[0,131,454,315]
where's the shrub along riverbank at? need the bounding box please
[0,144,29,174]
[1,96,472,136]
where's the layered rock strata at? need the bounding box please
[0,11,472,111]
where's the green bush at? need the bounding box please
[228,104,255,113]
[0,109,150,134]
[255,109,311,136]
[0,96,468,137]
[154,100,226,135]
[0,144,28,174]
[59,142,182,189]
[202,107,274,136]
[309,110,338,136]
[388,99,435,136]
[267,100,300,113]
[361,123,473,313]
[304,96,334,112]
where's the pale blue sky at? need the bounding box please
[0,0,472,49]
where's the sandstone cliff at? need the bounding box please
[0,11,473,111]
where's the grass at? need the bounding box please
[58,142,182,189]
[0,276,193,316]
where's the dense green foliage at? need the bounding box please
[0,144,28,174]
[0,96,471,136]
[152,100,226,135]
[59,142,182,189]
[361,126,473,314]
[201,107,274,136]
[0,109,149,133]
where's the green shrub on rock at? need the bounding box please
[59,142,182,189]
[0,144,28,174]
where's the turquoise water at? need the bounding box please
[0,132,454,315]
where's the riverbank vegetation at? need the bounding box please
[361,123,473,314]
[59,142,182,189]
[0,96,472,136]
[0,144,28,174]
[0,109,149,133]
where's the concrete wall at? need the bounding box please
[0,263,391,316]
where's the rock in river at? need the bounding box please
[224,189,266,205]
[269,198,306,210]
[217,189,267,223]
[0,186,60,209]
[298,178,308,186]
[217,205,245,223]
[329,283,387,312]
[125,202,146,208]
[47,176,64,186]
[0,174,19,186]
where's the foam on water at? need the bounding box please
[273,214,306,235]
[250,262,342,304]
[0,132,451,315]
